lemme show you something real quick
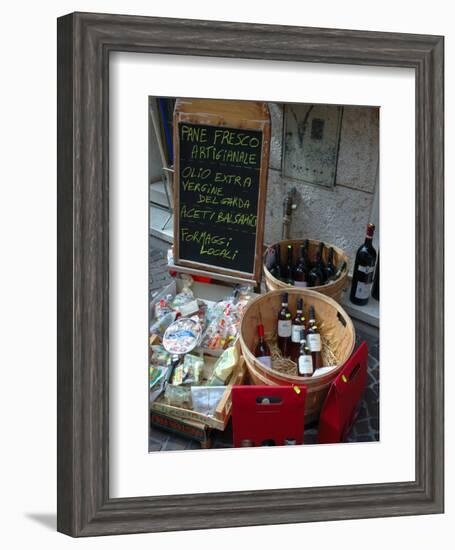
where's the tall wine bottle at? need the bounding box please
[350,223,377,306]
[281,244,294,285]
[297,330,313,378]
[293,241,309,287]
[277,292,292,357]
[308,242,326,287]
[290,298,305,362]
[269,244,282,281]
[254,324,272,368]
[307,305,323,371]
[324,247,336,281]
[372,251,379,301]
[326,260,347,285]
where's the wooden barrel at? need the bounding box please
[263,239,349,303]
[239,288,356,424]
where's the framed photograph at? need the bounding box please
[57,12,444,536]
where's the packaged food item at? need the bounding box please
[207,346,238,385]
[164,384,192,408]
[149,365,168,403]
[150,311,177,338]
[182,354,204,385]
[200,287,253,353]
[163,317,202,355]
[150,344,172,367]
[202,306,234,351]
[171,363,186,385]
[232,285,253,316]
[170,353,204,386]
[170,277,194,310]
[190,386,225,416]
[178,299,200,317]
[154,296,172,320]
[150,365,166,387]
[167,247,174,266]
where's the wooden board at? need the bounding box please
[150,411,211,444]
[173,99,270,284]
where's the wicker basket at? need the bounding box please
[239,288,356,424]
[263,239,349,303]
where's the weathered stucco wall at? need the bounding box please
[264,103,379,265]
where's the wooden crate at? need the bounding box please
[263,238,349,303]
[150,349,246,431]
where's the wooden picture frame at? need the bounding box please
[57,12,444,536]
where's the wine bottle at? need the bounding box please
[290,298,306,362]
[281,244,294,285]
[350,223,377,306]
[324,247,336,281]
[372,252,379,301]
[254,323,272,369]
[307,305,323,371]
[326,260,347,284]
[269,244,282,281]
[277,292,292,357]
[317,242,328,283]
[297,329,313,378]
[293,242,309,288]
[308,243,325,287]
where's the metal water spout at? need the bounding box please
[282,188,298,239]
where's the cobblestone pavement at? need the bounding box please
[149,240,379,451]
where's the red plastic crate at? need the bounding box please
[318,341,369,444]
[231,385,307,447]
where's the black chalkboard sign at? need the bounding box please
[174,118,268,281]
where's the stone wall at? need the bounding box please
[264,103,379,265]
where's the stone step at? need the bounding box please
[150,180,172,208]
[150,204,173,244]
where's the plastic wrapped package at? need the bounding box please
[170,277,194,310]
[163,317,202,355]
[171,354,204,386]
[154,295,173,320]
[182,354,204,385]
[190,386,226,416]
[201,297,245,352]
[207,346,239,385]
[149,365,168,403]
[164,384,192,408]
[150,311,177,338]
[149,344,172,368]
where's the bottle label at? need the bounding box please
[307,333,321,352]
[294,281,308,288]
[355,281,372,300]
[257,356,272,369]
[265,247,276,269]
[277,320,292,338]
[298,355,313,375]
[357,265,375,274]
[291,325,303,343]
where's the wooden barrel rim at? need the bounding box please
[240,288,355,385]
[263,238,349,295]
